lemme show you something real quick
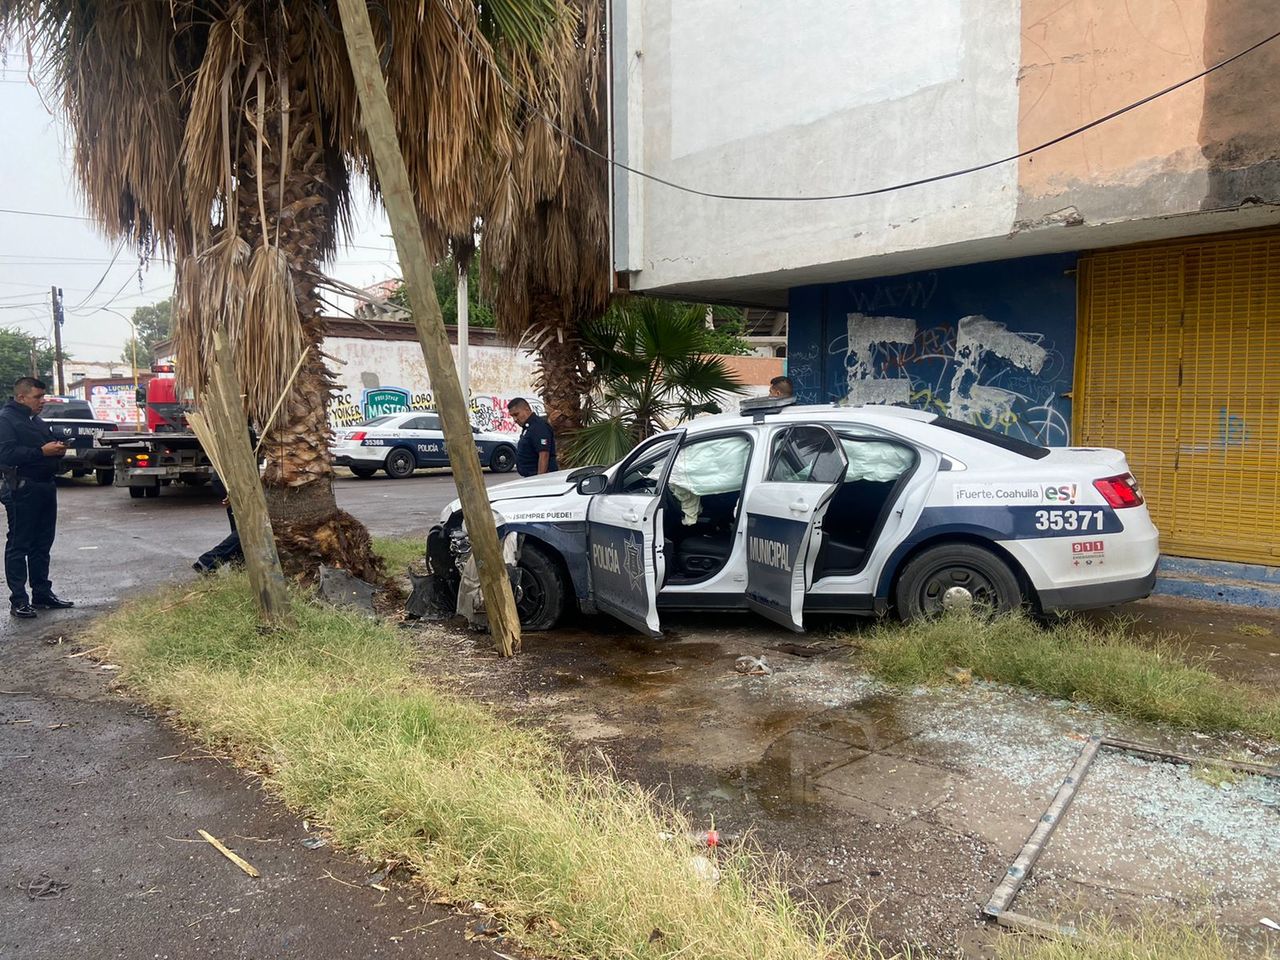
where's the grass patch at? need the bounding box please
[93,575,899,960]
[850,613,1280,740]
[372,535,423,573]
[997,915,1246,960]
[1235,622,1273,638]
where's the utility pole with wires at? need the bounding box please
[49,286,65,394]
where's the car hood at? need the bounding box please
[487,469,580,501]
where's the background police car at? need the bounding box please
[332,411,517,478]
[428,402,1159,635]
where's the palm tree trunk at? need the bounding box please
[530,289,589,436]
[237,53,380,582]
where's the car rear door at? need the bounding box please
[743,424,848,631]
[403,415,447,465]
[585,431,684,637]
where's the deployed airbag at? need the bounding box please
[667,437,751,525]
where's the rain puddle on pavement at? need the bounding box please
[421,612,1280,955]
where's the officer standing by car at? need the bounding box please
[509,397,557,477]
[0,377,74,618]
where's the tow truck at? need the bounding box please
[97,364,214,498]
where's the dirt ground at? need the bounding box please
[408,607,1280,959]
[1084,595,1280,688]
[4,480,1280,958]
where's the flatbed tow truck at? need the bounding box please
[97,364,214,498]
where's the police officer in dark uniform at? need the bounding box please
[509,397,557,477]
[0,377,74,618]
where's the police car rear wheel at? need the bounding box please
[896,543,1022,621]
[488,445,516,474]
[384,449,416,479]
[350,466,378,479]
[514,543,567,631]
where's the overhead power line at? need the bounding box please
[10,20,1279,212]
[438,7,1280,203]
[0,207,93,222]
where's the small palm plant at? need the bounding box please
[567,298,746,466]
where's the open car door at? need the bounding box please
[586,432,684,637]
[743,424,848,631]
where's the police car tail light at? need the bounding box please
[1093,473,1143,508]
[349,431,367,442]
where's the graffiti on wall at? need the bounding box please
[329,385,542,434]
[833,312,1070,445]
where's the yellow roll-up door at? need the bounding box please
[1076,229,1280,564]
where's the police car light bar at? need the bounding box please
[739,395,796,422]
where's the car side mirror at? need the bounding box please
[577,474,608,496]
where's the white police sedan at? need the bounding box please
[423,398,1159,634]
[332,411,518,479]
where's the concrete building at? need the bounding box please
[610,0,1280,574]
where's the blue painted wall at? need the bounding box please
[787,253,1078,445]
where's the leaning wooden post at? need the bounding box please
[335,0,521,656]
[188,329,292,625]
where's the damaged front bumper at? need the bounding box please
[405,523,521,630]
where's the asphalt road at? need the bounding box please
[8,471,514,619]
[0,471,515,960]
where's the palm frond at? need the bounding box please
[564,415,638,468]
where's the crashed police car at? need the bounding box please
[420,397,1158,636]
[331,410,518,478]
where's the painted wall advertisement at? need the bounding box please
[326,338,544,434]
[331,386,543,435]
[88,383,141,425]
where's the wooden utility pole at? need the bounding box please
[50,286,65,394]
[335,0,522,656]
[187,329,291,625]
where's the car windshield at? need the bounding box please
[42,400,94,420]
[359,416,396,427]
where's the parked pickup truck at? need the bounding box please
[40,395,119,485]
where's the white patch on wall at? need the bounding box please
[946,315,1047,426]
[669,0,963,158]
[841,313,1056,438]
[845,313,915,406]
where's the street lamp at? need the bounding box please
[96,307,142,429]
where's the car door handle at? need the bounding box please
[789,499,809,513]
[623,510,640,523]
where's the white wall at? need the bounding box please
[613,0,1021,295]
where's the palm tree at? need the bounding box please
[568,298,747,467]
[480,0,610,438]
[1,0,574,578]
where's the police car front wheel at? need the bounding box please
[513,543,568,631]
[895,543,1023,621]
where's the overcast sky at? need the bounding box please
[0,58,400,364]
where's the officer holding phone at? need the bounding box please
[0,377,74,618]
